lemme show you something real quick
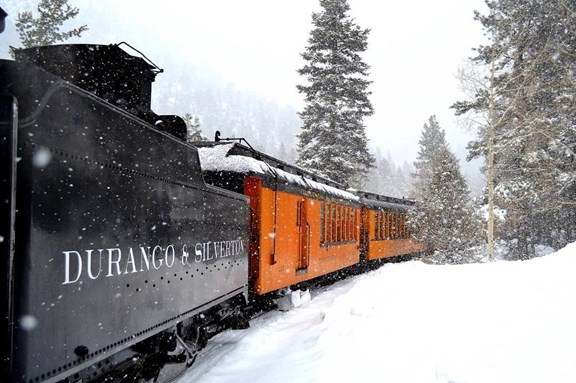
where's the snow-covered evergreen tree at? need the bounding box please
[296,0,375,187]
[453,0,576,258]
[409,117,480,263]
[15,0,87,48]
[411,116,449,200]
[183,114,206,142]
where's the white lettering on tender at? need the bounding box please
[61,238,245,285]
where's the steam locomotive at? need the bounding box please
[0,44,423,383]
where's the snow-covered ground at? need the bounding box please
[179,243,576,383]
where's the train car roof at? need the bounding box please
[196,142,360,202]
[356,190,414,211]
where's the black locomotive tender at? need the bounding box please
[1,44,251,383]
[1,44,420,383]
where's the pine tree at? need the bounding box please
[183,114,206,142]
[411,116,449,200]
[409,116,480,263]
[453,0,576,258]
[410,148,480,263]
[15,0,88,48]
[296,0,375,187]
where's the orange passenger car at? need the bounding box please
[358,192,425,261]
[197,143,362,295]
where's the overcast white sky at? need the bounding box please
[1,0,488,170]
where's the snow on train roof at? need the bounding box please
[357,191,414,211]
[197,143,359,202]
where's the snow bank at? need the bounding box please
[179,242,576,383]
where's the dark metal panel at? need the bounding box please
[0,60,60,123]
[15,44,158,116]
[0,95,18,383]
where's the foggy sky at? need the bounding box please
[0,0,487,176]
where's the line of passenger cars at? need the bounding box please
[197,142,424,296]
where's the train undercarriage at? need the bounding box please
[58,295,249,383]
